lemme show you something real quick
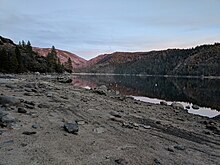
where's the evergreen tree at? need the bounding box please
[64,57,73,73]
[22,40,26,47]
[26,40,32,52]
[47,45,58,64]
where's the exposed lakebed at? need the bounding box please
[72,74,220,118]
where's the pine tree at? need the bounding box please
[26,40,32,52]
[22,40,26,47]
[47,45,58,64]
[64,57,73,73]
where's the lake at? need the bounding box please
[71,74,220,118]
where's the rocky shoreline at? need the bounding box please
[0,74,220,165]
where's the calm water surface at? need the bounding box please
[72,75,220,118]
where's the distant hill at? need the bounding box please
[33,47,87,69]
[78,44,220,76]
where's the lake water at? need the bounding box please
[71,74,220,118]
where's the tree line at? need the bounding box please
[0,40,73,73]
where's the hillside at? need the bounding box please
[0,36,64,73]
[78,44,220,76]
[33,47,87,69]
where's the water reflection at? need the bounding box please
[72,75,220,117]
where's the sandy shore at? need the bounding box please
[0,74,219,165]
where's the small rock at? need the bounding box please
[64,122,79,134]
[1,115,15,123]
[115,158,128,165]
[0,109,8,118]
[77,120,86,125]
[109,111,122,118]
[47,93,53,97]
[139,124,151,129]
[25,88,32,92]
[174,145,186,151]
[34,72,40,75]
[93,127,105,134]
[167,147,174,152]
[192,104,200,110]
[5,84,17,89]
[122,122,134,129]
[160,101,168,106]
[185,105,190,109]
[58,78,72,83]
[38,103,50,108]
[154,158,163,165]
[115,91,120,95]
[156,121,161,124]
[32,124,41,129]
[24,93,32,96]
[132,122,139,127]
[171,102,184,110]
[22,131,36,135]
[25,104,34,109]
[21,143,28,147]
[18,107,27,114]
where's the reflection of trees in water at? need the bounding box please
[75,75,220,110]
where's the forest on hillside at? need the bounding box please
[80,43,220,76]
[0,36,73,73]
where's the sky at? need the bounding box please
[0,0,220,59]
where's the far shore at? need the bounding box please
[72,72,220,79]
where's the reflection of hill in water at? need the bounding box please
[74,75,220,110]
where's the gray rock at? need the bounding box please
[18,107,27,114]
[139,124,151,129]
[1,115,15,123]
[32,124,41,129]
[160,101,168,106]
[5,84,17,89]
[114,158,128,165]
[47,93,53,97]
[115,91,120,95]
[185,105,190,109]
[38,103,50,108]
[171,102,184,110]
[167,147,174,152]
[25,104,34,109]
[174,145,186,151]
[64,122,79,134]
[0,109,8,118]
[93,85,108,95]
[109,111,122,118]
[192,104,200,110]
[77,120,86,125]
[93,127,105,134]
[0,95,20,106]
[58,78,72,83]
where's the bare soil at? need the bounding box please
[0,74,219,165]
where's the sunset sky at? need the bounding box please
[1,0,220,59]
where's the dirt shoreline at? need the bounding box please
[0,74,219,165]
